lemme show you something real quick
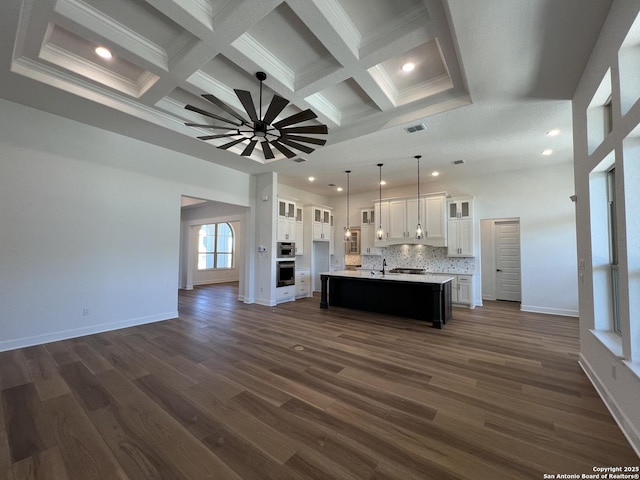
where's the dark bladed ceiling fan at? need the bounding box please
[185,71,328,160]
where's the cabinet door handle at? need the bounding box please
[496,269,502,272]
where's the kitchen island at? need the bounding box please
[320,270,454,328]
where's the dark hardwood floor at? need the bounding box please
[1,283,637,479]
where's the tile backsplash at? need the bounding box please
[345,254,362,266]
[361,245,475,274]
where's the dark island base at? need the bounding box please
[320,275,452,328]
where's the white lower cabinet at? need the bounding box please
[295,268,310,298]
[451,274,472,306]
[276,286,295,304]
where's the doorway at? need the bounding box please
[178,195,249,303]
[480,218,521,302]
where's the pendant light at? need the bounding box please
[376,163,384,240]
[344,170,352,241]
[415,155,423,239]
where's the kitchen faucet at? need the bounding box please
[382,259,387,275]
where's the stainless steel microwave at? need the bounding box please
[277,242,295,258]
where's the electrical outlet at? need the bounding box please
[82,308,90,316]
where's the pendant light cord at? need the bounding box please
[344,170,351,237]
[377,163,383,239]
[415,155,422,239]
[417,156,420,218]
[346,170,351,231]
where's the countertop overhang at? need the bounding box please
[321,270,454,285]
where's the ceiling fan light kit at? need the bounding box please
[185,72,328,161]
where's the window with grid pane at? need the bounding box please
[198,223,234,270]
[607,168,621,334]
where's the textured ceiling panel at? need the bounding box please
[0,0,613,194]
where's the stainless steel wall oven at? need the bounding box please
[276,261,295,287]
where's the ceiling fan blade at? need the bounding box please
[202,94,249,124]
[261,141,275,160]
[185,104,241,126]
[277,137,315,155]
[234,89,258,122]
[271,141,297,159]
[218,137,248,150]
[272,109,317,129]
[186,123,235,129]
[241,140,258,156]
[262,95,289,125]
[281,134,327,146]
[279,124,328,135]
[197,133,239,141]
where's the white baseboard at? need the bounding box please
[254,298,276,307]
[520,304,579,317]
[0,311,177,352]
[482,295,496,301]
[193,279,240,286]
[579,353,640,457]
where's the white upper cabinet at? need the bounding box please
[360,208,381,255]
[447,197,474,257]
[361,208,375,226]
[425,195,446,240]
[277,198,296,242]
[389,200,408,239]
[311,206,333,243]
[373,194,446,246]
[373,201,391,245]
[295,206,304,255]
[448,199,473,220]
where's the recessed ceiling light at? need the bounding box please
[431,171,439,176]
[546,129,560,136]
[337,187,343,192]
[308,176,315,182]
[542,149,553,156]
[402,62,415,72]
[94,46,112,59]
[380,180,386,186]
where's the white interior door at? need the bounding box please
[495,220,521,301]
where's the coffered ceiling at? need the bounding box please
[0,0,612,195]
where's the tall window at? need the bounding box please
[607,168,621,334]
[198,223,234,270]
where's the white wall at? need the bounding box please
[0,99,252,351]
[329,162,578,315]
[253,173,278,306]
[278,183,330,207]
[572,0,640,455]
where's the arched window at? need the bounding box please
[197,222,234,270]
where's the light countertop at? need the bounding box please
[321,270,455,285]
